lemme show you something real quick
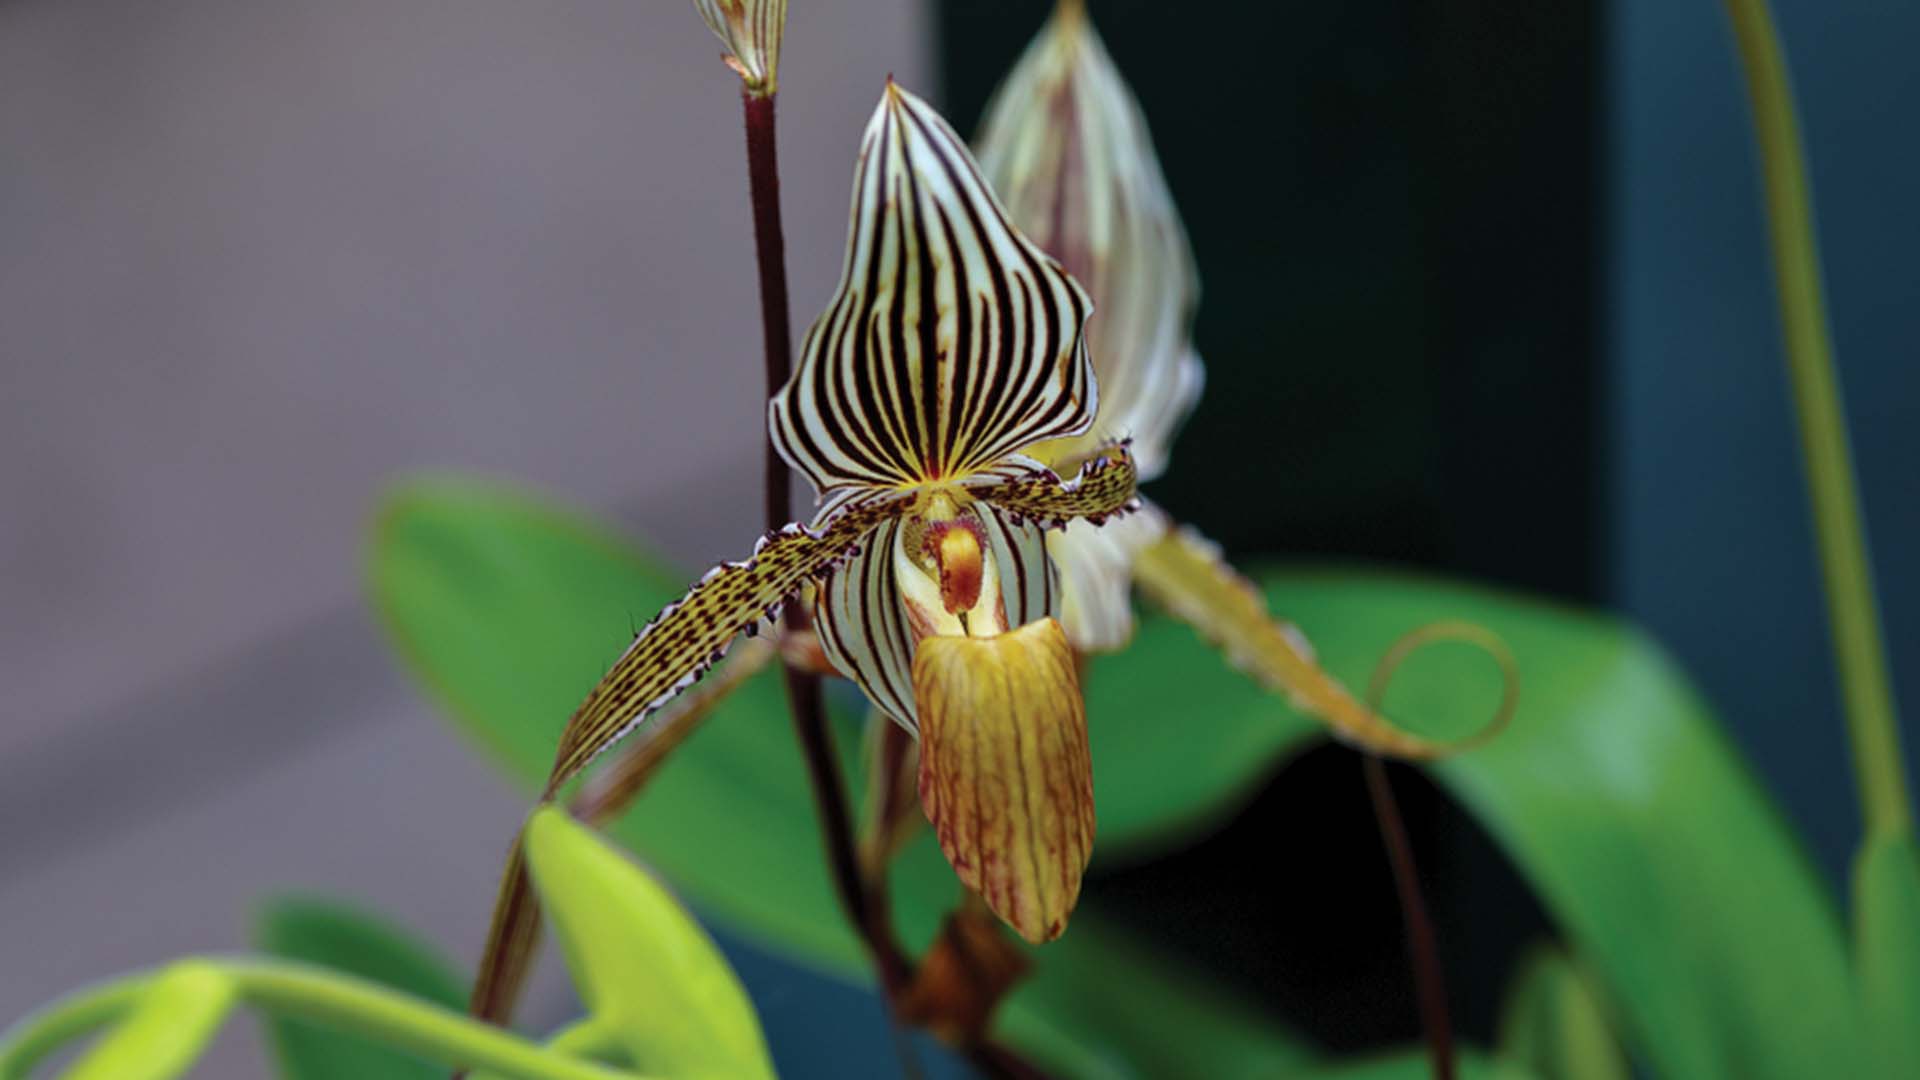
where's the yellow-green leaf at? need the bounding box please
[60,962,235,1080]
[520,806,774,1080]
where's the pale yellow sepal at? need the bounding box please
[692,0,786,95]
[1132,526,1513,760]
[914,618,1094,944]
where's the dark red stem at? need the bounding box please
[740,85,913,997]
[1362,754,1455,1080]
[743,91,795,533]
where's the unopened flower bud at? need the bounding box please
[692,0,786,96]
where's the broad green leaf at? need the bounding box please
[370,480,863,970]
[1081,604,1319,853]
[520,806,775,1079]
[61,961,235,1080]
[1853,828,1920,1077]
[254,897,465,1080]
[1495,945,1627,1080]
[1238,568,1860,1080]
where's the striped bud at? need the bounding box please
[692,0,786,95]
[975,3,1201,484]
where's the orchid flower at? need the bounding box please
[548,81,1137,945]
[974,1,1508,758]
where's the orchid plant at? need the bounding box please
[4,1,1913,1079]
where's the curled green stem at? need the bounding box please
[0,959,647,1080]
[1720,0,1910,836]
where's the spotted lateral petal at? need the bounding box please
[975,3,1203,481]
[546,495,906,788]
[770,81,1098,496]
[968,441,1138,530]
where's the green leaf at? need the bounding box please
[1081,605,1320,853]
[254,897,465,1080]
[520,806,775,1079]
[61,961,235,1080]
[370,480,865,970]
[1235,567,1860,1080]
[1853,828,1920,1077]
[1495,945,1627,1080]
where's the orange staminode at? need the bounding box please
[927,521,986,617]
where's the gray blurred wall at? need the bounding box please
[0,0,927,1073]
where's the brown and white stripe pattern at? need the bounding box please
[692,0,786,94]
[812,500,1059,733]
[770,81,1098,500]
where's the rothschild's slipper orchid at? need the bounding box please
[974,2,1507,758]
[549,81,1135,944]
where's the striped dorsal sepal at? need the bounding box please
[546,493,908,790]
[770,80,1098,496]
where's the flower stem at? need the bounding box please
[0,961,643,1080]
[1720,0,1910,836]
[743,90,797,534]
[1363,755,1454,1080]
[739,86,915,997]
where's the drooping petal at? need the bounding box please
[770,81,1098,496]
[974,3,1203,481]
[1049,499,1169,653]
[812,515,921,728]
[546,495,907,788]
[966,440,1138,529]
[1131,525,1511,760]
[692,0,786,95]
[914,617,1094,944]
